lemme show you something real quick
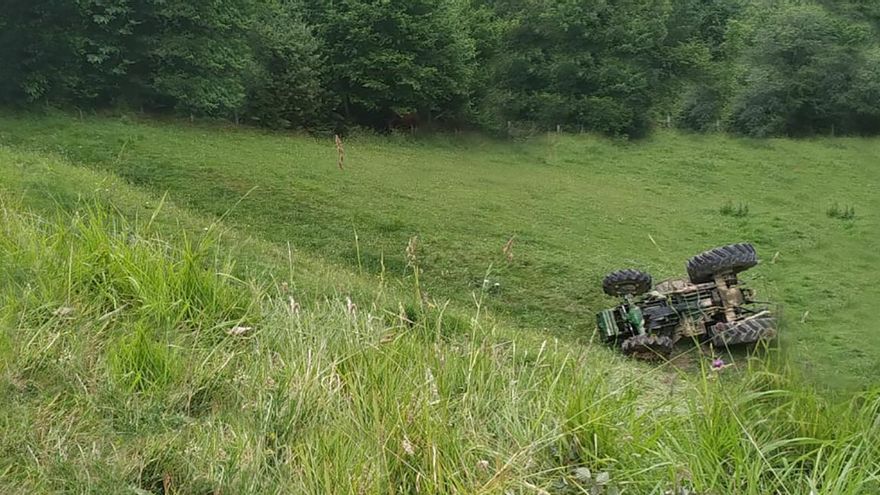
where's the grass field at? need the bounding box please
[1,111,877,390]
[1,111,880,492]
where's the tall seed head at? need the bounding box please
[334,134,345,170]
[406,235,419,267]
[502,236,515,262]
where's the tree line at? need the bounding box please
[2,0,879,137]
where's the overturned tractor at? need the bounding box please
[596,243,776,359]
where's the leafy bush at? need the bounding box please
[678,85,725,132]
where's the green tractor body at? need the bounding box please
[597,243,776,358]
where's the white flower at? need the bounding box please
[53,306,75,317]
[227,326,253,336]
[574,467,591,482]
[402,436,415,455]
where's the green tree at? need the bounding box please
[486,0,670,136]
[845,47,880,133]
[729,5,869,136]
[458,0,508,129]
[664,0,745,131]
[140,1,256,117]
[0,0,257,117]
[244,1,328,129]
[305,0,476,128]
[0,1,86,103]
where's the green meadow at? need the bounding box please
[2,111,878,388]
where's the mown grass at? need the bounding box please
[1,188,879,493]
[1,110,878,390]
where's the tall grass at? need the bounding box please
[1,201,878,493]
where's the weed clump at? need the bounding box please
[827,203,856,220]
[108,324,180,393]
[719,200,749,217]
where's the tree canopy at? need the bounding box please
[1,0,878,137]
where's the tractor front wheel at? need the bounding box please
[603,269,652,297]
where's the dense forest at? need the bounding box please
[2,0,879,137]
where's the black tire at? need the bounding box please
[621,334,674,360]
[710,317,776,347]
[602,269,652,297]
[686,243,758,284]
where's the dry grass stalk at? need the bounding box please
[406,236,419,267]
[502,236,515,262]
[334,134,345,170]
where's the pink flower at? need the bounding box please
[711,358,725,370]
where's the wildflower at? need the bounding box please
[227,325,253,336]
[425,367,440,405]
[711,358,725,370]
[53,306,75,317]
[574,467,592,482]
[402,436,415,455]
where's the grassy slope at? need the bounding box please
[2,145,880,494]
[1,111,878,389]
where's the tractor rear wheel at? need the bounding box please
[686,243,758,283]
[710,316,776,347]
[621,334,673,360]
[603,269,652,297]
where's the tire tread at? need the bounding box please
[686,243,758,283]
[603,269,652,296]
[711,316,777,347]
